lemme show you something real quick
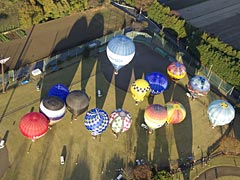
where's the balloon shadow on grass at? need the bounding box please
[163,81,193,180]
[40,17,89,100]
[101,154,124,180]
[100,42,170,108]
[134,109,149,162]
[70,141,90,180]
[81,13,104,91]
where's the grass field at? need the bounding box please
[0,42,235,180]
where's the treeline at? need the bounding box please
[147,1,240,87]
[124,0,240,87]
[18,0,103,28]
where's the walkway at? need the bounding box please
[196,166,240,180]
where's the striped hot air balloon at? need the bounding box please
[166,101,186,124]
[144,104,167,133]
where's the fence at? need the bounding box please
[0,28,237,100]
[126,30,235,97]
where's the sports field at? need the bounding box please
[0,42,233,180]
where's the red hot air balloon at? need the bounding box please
[19,112,49,141]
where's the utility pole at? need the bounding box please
[0,57,10,93]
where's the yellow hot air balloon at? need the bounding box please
[130,79,151,105]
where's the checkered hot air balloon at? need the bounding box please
[166,101,186,124]
[144,104,167,132]
[109,109,132,136]
[130,79,151,105]
[167,62,186,80]
[84,108,109,138]
[208,100,235,128]
[145,72,168,95]
[19,112,49,141]
[188,76,210,97]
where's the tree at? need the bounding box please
[152,170,172,180]
[133,165,152,180]
[135,0,154,13]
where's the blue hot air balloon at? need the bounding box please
[48,84,69,102]
[84,108,109,138]
[208,100,235,128]
[145,72,168,95]
[188,76,210,96]
[106,35,135,75]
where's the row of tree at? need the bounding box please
[146,1,240,87]
[18,0,95,28]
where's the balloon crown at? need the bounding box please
[220,102,228,108]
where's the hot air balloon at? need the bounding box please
[66,90,90,121]
[130,79,151,105]
[84,108,109,139]
[144,104,167,134]
[48,84,69,102]
[19,112,49,141]
[166,101,186,124]
[188,75,210,98]
[40,96,66,125]
[208,100,235,128]
[145,72,168,95]
[109,109,132,138]
[167,62,186,80]
[106,35,135,75]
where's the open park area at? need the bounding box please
[0,41,239,180]
[0,3,239,180]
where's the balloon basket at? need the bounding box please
[112,131,119,139]
[148,129,154,135]
[49,120,61,126]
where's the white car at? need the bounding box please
[60,156,65,165]
[0,139,5,149]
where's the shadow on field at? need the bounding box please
[32,128,56,179]
[134,109,149,161]
[40,13,105,100]
[101,154,124,180]
[100,42,170,109]
[163,79,193,180]
[70,141,90,180]
[233,114,240,140]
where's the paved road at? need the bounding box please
[196,166,240,180]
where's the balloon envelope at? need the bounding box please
[66,90,90,117]
[167,62,186,80]
[84,108,109,136]
[48,84,69,102]
[106,35,135,72]
[19,112,49,140]
[109,109,132,133]
[40,96,66,124]
[145,72,168,95]
[166,101,186,124]
[144,104,167,130]
[208,100,235,127]
[188,76,210,96]
[130,79,151,102]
